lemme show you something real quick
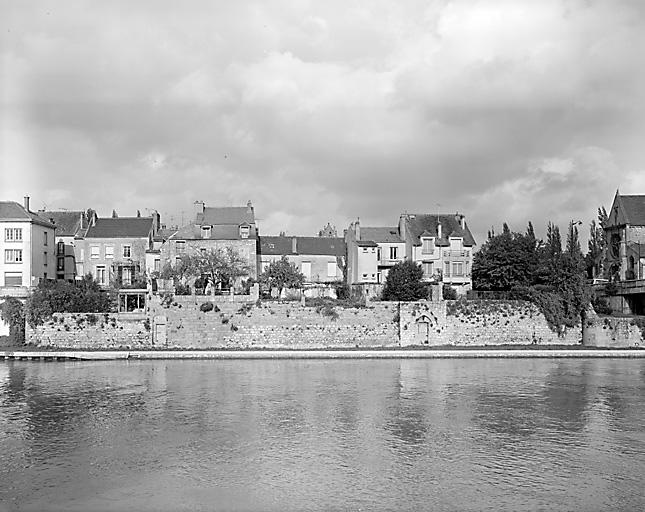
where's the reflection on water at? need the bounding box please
[1,359,645,511]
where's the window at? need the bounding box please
[90,246,100,259]
[444,261,450,277]
[362,248,368,253]
[301,261,312,280]
[43,232,48,246]
[4,272,22,286]
[57,241,65,255]
[95,265,107,285]
[154,259,160,272]
[239,225,250,238]
[43,251,47,266]
[4,228,23,241]
[327,261,336,277]
[176,241,186,253]
[200,248,207,256]
[423,262,433,276]
[452,262,464,276]
[121,267,132,286]
[105,246,114,259]
[422,238,435,254]
[389,247,398,260]
[57,257,65,271]
[201,226,211,239]
[4,249,22,263]
[175,256,182,266]
[122,245,131,258]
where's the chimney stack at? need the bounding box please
[194,200,204,219]
[355,218,361,241]
[247,200,253,214]
[460,215,466,230]
[292,236,298,254]
[437,221,442,239]
[23,196,30,212]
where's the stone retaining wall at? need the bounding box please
[582,311,645,348]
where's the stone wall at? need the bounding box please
[26,312,151,348]
[582,310,645,348]
[399,300,580,346]
[149,296,398,349]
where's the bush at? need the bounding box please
[335,283,350,300]
[442,284,458,300]
[175,283,191,295]
[200,302,214,312]
[1,297,25,343]
[592,296,612,315]
[382,261,428,301]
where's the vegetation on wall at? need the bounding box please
[1,297,26,343]
[472,220,591,333]
[382,261,429,301]
[25,275,114,327]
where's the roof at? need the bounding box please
[260,236,346,256]
[154,227,178,242]
[171,223,257,241]
[404,213,476,247]
[360,227,403,243]
[617,194,645,226]
[39,210,84,236]
[198,206,255,225]
[0,201,56,228]
[85,217,154,238]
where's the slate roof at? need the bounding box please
[154,227,178,242]
[260,236,346,256]
[198,206,255,226]
[618,195,645,226]
[0,201,56,228]
[404,213,476,247]
[85,217,154,238]
[360,227,403,243]
[39,210,84,236]
[171,224,257,241]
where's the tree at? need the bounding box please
[382,260,428,301]
[259,256,305,297]
[1,297,25,342]
[178,247,252,292]
[586,207,608,278]
[111,209,118,218]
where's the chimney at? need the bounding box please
[194,200,204,218]
[292,236,297,254]
[355,218,361,241]
[460,215,466,230]
[398,213,408,241]
[247,200,253,214]
[437,221,442,239]
[23,196,30,212]
[79,212,84,230]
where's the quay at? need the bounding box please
[2,349,645,361]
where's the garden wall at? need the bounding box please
[399,300,581,346]
[582,311,645,348]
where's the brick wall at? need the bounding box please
[26,312,151,348]
[399,300,580,346]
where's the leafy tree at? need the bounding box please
[170,247,251,292]
[259,256,305,297]
[585,207,608,278]
[1,297,25,342]
[382,260,428,301]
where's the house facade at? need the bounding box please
[38,210,92,281]
[604,191,645,281]
[259,236,346,284]
[76,216,157,287]
[161,201,259,289]
[0,197,56,296]
[345,212,476,294]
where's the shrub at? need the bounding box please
[382,261,428,301]
[1,297,25,343]
[200,302,214,312]
[335,283,350,300]
[591,296,612,315]
[175,283,191,295]
[442,284,458,300]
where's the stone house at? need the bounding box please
[604,191,645,281]
[161,201,259,290]
[76,216,157,287]
[259,235,346,284]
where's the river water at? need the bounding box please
[1,358,645,511]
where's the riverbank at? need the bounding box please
[3,347,645,360]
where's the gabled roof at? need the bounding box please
[0,201,56,228]
[198,206,255,226]
[360,227,403,244]
[260,236,346,256]
[40,210,84,236]
[404,213,476,247]
[608,192,645,227]
[85,217,153,238]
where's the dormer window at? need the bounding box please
[422,238,435,254]
[201,225,211,239]
[239,224,250,239]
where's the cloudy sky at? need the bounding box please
[2,0,644,245]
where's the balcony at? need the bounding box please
[379,258,402,266]
[443,250,470,258]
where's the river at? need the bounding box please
[1,358,645,511]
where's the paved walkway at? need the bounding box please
[2,349,645,360]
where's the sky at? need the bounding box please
[2,0,644,247]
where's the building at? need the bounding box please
[259,235,346,284]
[345,212,476,294]
[76,216,158,287]
[38,210,92,281]
[0,197,56,296]
[604,191,645,282]
[161,201,259,289]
